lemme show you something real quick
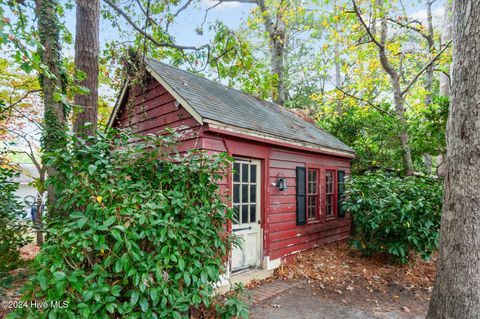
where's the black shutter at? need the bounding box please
[338,170,346,218]
[296,167,306,225]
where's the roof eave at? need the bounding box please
[106,79,130,128]
[204,119,356,159]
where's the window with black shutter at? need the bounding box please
[338,170,346,218]
[296,167,306,225]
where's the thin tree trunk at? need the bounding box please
[392,81,415,176]
[437,0,453,177]
[423,0,435,175]
[426,0,480,317]
[257,0,286,106]
[35,0,67,209]
[73,0,100,137]
[440,0,453,97]
[424,0,435,107]
[378,14,415,175]
[334,39,342,114]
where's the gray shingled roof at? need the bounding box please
[146,58,354,154]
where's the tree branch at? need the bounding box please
[102,0,210,51]
[351,0,383,49]
[401,40,452,97]
[386,17,430,41]
[331,81,396,117]
[166,0,194,32]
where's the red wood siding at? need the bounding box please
[266,148,351,260]
[113,77,202,149]
[112,76,352,265]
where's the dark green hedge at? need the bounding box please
[11,130,247,319]
[345,172,443,263]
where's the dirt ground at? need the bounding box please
[250,242,436,318]
[251,281,426,319]
[2,243,435,319]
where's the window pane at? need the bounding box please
[326,195,333,216]
[233,205,239,224]
[233,163,240,182]
[233,184,240,203]
[242,163,248,182]
[250,204,256,223]
[250,185,256,203]
[242,205,248,224]
[250,164,256,183]
[242,184,248,203]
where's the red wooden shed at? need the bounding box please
[108,58,355,277]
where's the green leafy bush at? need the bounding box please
[0,162,30,272]
[345,172,443,263]
[11,130,247,319]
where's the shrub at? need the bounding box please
[0,162,30,273]
[11,130,247,319]
[345,172,443,263]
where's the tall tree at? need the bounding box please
[351,0,449,176]
[256,0,287,105]
[35,0,68,208]
[436,0,453,177]
[72,0,100,136]
[426,0,480,317]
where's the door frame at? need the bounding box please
[229,157,264,275]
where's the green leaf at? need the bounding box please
[53,271,66,281]
[77,217,88,229]
[83,290,94,302]
[183,273,191,287]
[104,216,116,227]
[139,297,148,312]
[88,164,97,175]
[130,291,139,306]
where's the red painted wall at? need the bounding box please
[113,76,203,152]
[113,77,352,265]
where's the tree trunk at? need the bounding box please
[35,0,67,209]
[334,40,342,114]
[377,15,415,176]
[440,0,453,97]
[424,0,435,107]
[270,36,286,106]
[423,0,435,174]
[257,0,286,106]
[72,0,100,137]
[426,0,480,317]
[437,0,453,178]
[392,81,415,176]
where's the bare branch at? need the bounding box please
[401,40,452,97]
[351,0,383,49]
[200,1,223,29]
[102,0,210,51]
[166,0,194,32]
[330,81,396,117]
[386,18,430,41]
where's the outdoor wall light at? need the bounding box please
[276,176,288,191]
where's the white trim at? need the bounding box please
[263,256,282,270]
[107,79,130,128]
[206,119,355,158]
[145,64,203,125]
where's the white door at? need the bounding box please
[231,158,262,273]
